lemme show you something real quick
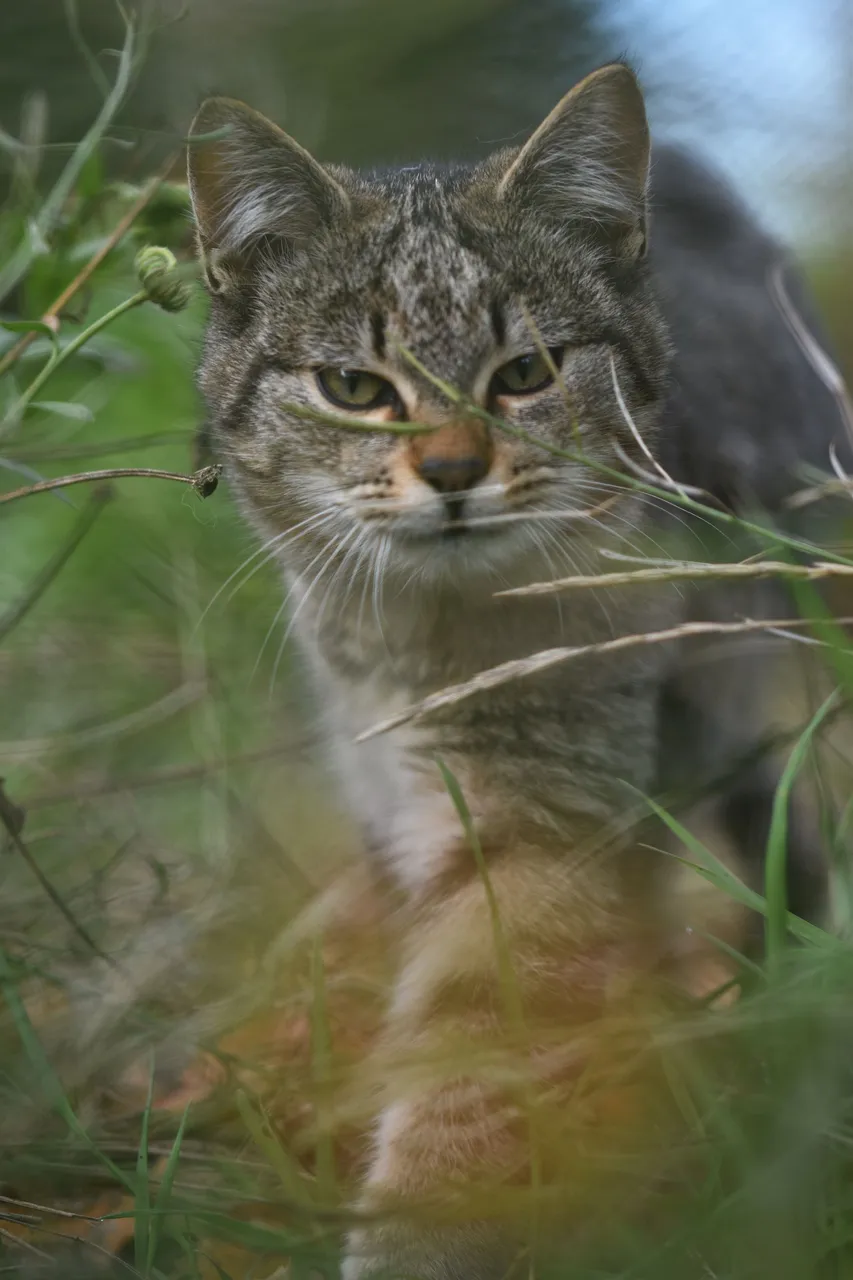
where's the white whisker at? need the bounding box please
[195,506,339,634]
[372,535,391,653]
[315,528,370,634]
[609,353,690,498]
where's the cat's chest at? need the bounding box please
[320,668,471,895]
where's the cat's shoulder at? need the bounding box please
[648,143,775,266]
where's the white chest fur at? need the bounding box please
[318,665,465,895]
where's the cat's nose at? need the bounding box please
[417,454,490,494]
[408,419,493,494]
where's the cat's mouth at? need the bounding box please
[438,494,472,538]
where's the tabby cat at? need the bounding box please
[187,64,843,1278]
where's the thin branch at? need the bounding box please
[0,1194,103,1224]
[0,780,116,966]
[12,429,188,463]
[785,476,853,510]
[496,558,853,599]
[63,0,111,98]
[0,1225,53,1262]
[0,13,138,303]
[0,486,111,640]
[24,736,313,808]
[0,681,205,762]
[0,464,221,506]
[18,1225,146,1278]
[0,151,178,377]
[355,616,851,742]
[828,440,853,506]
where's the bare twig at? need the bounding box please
[828,441,853,506]
[25,737,312,808]
[0,681,205,762]
[0,151,178,377]
[785,476,853,510]
[0,486,111,640]
[0,1225,53,1261]
[356,616,851,742]
[0,780,115,965]
[0,1194,102,1224]
[12,429,188,463]
[0,464,220,506]
[496,558,853,599]
[20,1225,146,1278]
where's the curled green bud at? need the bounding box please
[135,245,192,313]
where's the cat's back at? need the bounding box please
[648,144,847,510]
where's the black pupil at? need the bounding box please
[341,370,364,397]
[514,355,536,385]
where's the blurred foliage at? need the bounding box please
[0,6,853,1279]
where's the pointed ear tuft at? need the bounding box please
[498,64,650,259]
[186,98,349,291]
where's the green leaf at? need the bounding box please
[30,399,94,422]
[1,318,57,348]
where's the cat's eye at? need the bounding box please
[491,348,563,396]
[317,367,398,411]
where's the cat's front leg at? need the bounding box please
[342,847,666,1280]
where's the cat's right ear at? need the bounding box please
[186,98,349,293]
[497,64,650,260]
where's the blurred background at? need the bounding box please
[2,0,851,244]
[0,3,852,1275]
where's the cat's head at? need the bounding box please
[188,64,670,588]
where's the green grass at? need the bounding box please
[2,19,853,1280]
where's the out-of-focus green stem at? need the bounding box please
[3,290,146,432]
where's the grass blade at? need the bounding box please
[435,756,525,1032]
[310,935,337,1198]
[636,793,835,949]
[134,1056,155,1274]
[147,1104,190,1271]
[765,689,839,966]
[0,947,135,1193]
[235,1089,310,1204]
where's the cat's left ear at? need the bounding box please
[498,63,650,259]
[186,98,349,293]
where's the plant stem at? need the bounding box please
[0,152,178,378]
[0,464,221,506]
[4,291,147,429]
[0,15,137,304]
